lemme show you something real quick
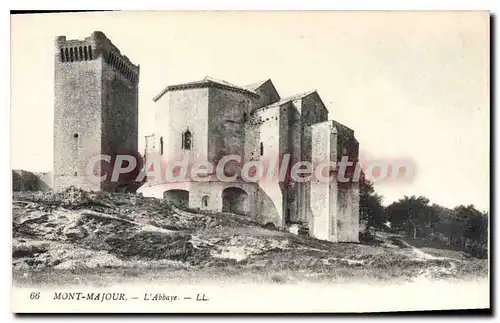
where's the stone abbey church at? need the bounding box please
[48,31,359,242]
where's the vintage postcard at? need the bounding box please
[10,11,490,313]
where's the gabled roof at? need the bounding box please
[331,119,354,134]
[203,76,257,94]
[153,76,258,102]
[243,79,269,91]
[263,90,317,109]
[244,79,281,106]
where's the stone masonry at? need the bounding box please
[26,31,359,243]
[139,77,360,242]
[53,31,139,192]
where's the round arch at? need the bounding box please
[201,195,209,209]
[221,187,249,215]
[163,189,189,208]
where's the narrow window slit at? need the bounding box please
[182,131,192,150]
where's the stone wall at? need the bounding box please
[294,93,329,227]
[53,31,139,192]
[249,105,285,228]
[144,79,360,241]
[309,119,360,243]
[156,88,209,164]
[53,34,103,192]
[332,121,359,242]
[137,180,279,224]
[310,121,338,241]
[208,88,253,166]
[251,79,281,108]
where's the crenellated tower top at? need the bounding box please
[54,31,139,84]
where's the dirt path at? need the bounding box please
[397,238,457,261]
[394,237,460,279]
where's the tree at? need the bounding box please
[385,195,437,238]
[365,184,488,258]
[359,173,385,237]
[455,205,488,250]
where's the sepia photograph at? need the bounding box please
[10,10,490,313]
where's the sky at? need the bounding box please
[10,11,490,210]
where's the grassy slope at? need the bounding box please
[12,189,488,286]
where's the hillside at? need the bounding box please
[12,188,488,286]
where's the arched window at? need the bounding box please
[160,136,164,155]
[202,196,209,208]
[78,47,83,61]
[69,48,74,62]
[88,45,93,60]
[83,46,88,60]
[64,48,69,61]
[182,130,192,150]
[260,142,264,156]
[60,48,65,62]
[243,112,248,122]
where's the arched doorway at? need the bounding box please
[222,187,248,215]
[163,189,189,208]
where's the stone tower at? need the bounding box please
[53,31,140,192]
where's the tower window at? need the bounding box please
[73,133,79,139]
[60,48,65,62]
[64,48,69,62]
[260,142,264,156]
[88,45,93,60]
[160,136,164,155]
[182,130,192,150]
